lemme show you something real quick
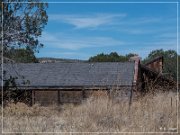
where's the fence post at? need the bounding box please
[129,86,133,111]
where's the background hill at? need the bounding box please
[38,57,86,63]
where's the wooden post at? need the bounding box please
[129,86,133,111]
[31,90,35,105]
[58,90,60,105]
[107,89,110,99]
[171,97,172,116]
[82,88,85,99]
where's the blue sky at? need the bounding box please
[36,1,178,60]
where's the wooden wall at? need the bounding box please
[32,89,108,105]
[145,56,163,73]
[32,87,132,106]
[33,90,58,106]
[59,91,83,103]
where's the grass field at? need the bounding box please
[0,91,179,134]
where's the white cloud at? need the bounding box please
[40,32,125,50]
[49,13,126,29]
[38,32,178,59]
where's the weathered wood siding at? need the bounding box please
[32,87,132,105]
[146,61,163,73]
[110,87,132,102]
[33,90,84,105]
[145,56,163,73]
[85,90,108,98]
[34,90,58,106]
[59,91,83,103]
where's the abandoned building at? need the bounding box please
[1,56,174,105]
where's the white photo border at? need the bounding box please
[1,1,179,134]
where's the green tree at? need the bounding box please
[0,0,48,104]
[126,53,138,59]
[4,46,38,63]
[88,52,131,62]
[1,0,48,53]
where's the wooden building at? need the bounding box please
[1,56,172,106]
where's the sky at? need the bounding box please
[36,1,178,60]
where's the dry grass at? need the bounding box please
[0,91,179,135]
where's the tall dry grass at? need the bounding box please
[0,91,179,135]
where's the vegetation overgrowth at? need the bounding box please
[1,91,179,134]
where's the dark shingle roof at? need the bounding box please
[1,62,135,88]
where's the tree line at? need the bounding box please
[88,50,179,81]
[88,52,138,62]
